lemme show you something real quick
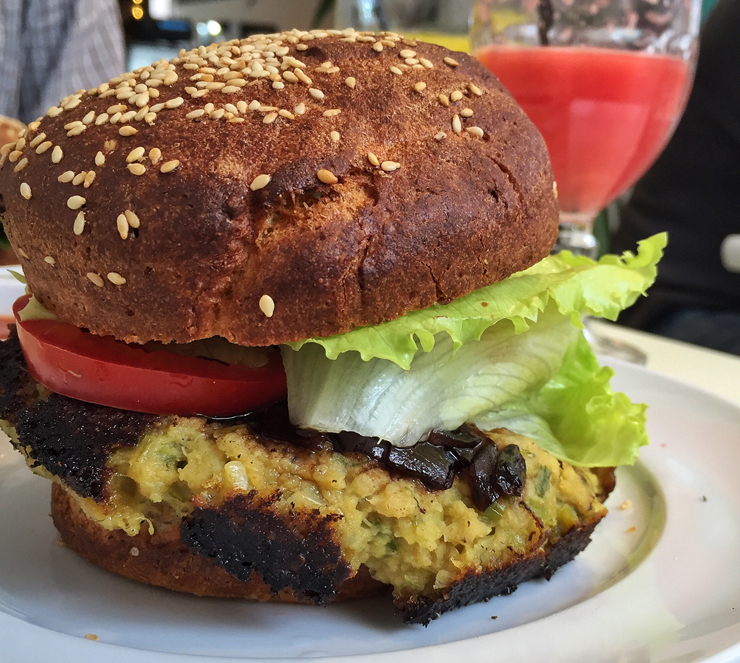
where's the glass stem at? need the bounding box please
[552,211,599,258]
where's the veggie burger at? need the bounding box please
[0,29,663,624]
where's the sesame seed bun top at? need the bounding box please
[0,29,558,346]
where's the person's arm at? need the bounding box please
[0,0,125,123]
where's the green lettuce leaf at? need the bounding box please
[283,308,580,447]
[474,333,648,466]
[287,233,666,369]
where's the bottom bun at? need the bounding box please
[50,482,384,603]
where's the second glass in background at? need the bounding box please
[471,0,701,257]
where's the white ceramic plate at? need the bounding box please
[1,336,740,661]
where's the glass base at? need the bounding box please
[552,212,599,259]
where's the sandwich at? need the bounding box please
[0,28,664,625]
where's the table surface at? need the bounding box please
[591,319,740,407]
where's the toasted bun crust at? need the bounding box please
[51,483,384,602]
[0,30,557,346]
[0,116,24,149]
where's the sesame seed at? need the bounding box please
[13,158,28,173]
[124,210,140,228]
[95,113,109,126]
[272,81,284,90]
[163,71,178,85]
[35,141,52,154]
[279,109,295,120]
[222,85,241,93]
[414,81,426,92]
[47,106,63,117]
[461,108,474,117]
[119,126,138,136]
[20,183,31,200]
[186,109,205,120]
[134,106,149,121]
[345,76,356,89]
[444,57,460,67]
[283,71,299,83]
[93,151,104,167]
[439,94,449,107]
[373,42,383,52]
[127,147,146,163]
[367,152,380,167]
[72,172,86,186]
[435,131,447,140]
[294,102,306,115]
[317,169,338,184]
[250,174,271,191]
[18,248,29,259]
[450,90,463,102]
[420,58,434,69]
[87,273,104,288]
[259,294,275,317]
[104,139,117,151]
[405,58,419,66]
[58,171,75,183]
[52,145,64,163]
[452,114,462,134]
[309,88,325,100]
[127,163,146,175]
[84,171,96,188]
[107,104,126,114]
[248,100,261,111]
[83,111,96,125]
[389,66,403,75]
[296,43,308,51]
[469,83,483,96]
[67,125,86,137]
[67,196,86,209]
[145,112,157,124]
[323,109,341,117]
[8,150,21,163]
[30,133,46,148]
[263,111,278,124]
[466,126,485,138]
[150,103,165,112]
[381,161,400,172]
[15,138,26,150]
[73,211,86,235]
[225,103,238,114]
[120,110,136,122]
[160,160,180,173]
[44,256,56,266]
[237,100,248,113]
[117,214,129,239]
[107,272,127,285]
[330,130,340,142]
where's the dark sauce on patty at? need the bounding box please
[212,401,526,509]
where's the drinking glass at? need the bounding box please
[471,0,701,259]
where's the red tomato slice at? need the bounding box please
[12,295,287,417]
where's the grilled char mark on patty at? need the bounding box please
[182,491,352,604]
[15,395,156,499]
[396,515,602,624]
[0,326,37,421]
[0,327,157,499]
